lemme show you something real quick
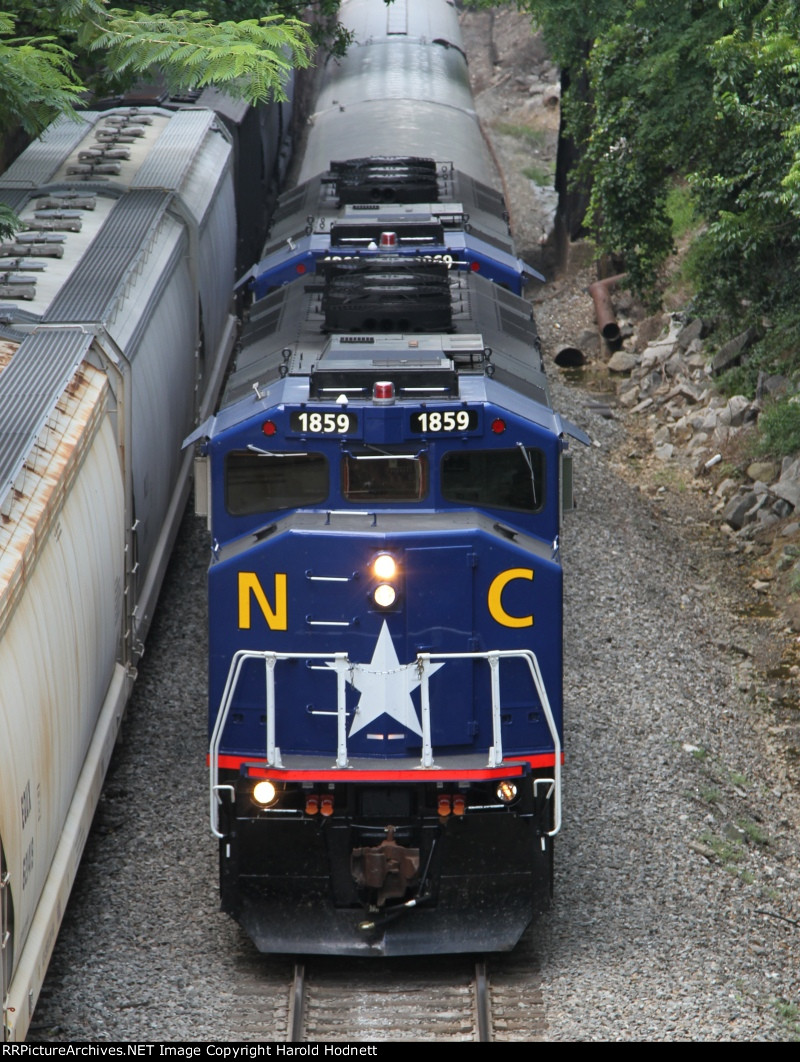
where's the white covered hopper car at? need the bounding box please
[0,106,238,1040]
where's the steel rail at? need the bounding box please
[474,960,491,1042]
[287,963,306,1042]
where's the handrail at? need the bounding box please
[210,649,350,837]
[416,649,561,835]
[209,647,560,837]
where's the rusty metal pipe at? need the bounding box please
[588,274,626,345]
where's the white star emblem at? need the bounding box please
[332,620,444,737]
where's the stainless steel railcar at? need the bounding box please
[0,106,240,1041]
[297,0,498,188]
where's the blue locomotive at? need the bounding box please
[188,0,586,956]
[238,155,542,300]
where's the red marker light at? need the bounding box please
[491,417,506,434]
[320,795,334,817]
[379,231,397,249]
[437,795,452,817]
[262,420,277,437]
[373,381,395,404]
[470,260,480,272]
[305,794,319,816]
[296,262,306,275]
[452,795,466,816]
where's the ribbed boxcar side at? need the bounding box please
[195,81,295,275]
[0,105,239,1041]
[0,355,124,1038]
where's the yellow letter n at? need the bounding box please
[238,571,288,630]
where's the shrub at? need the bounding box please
[757,399,800,457]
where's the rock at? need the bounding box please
[653,425,672,445]
[773,459,800,508]
[774,482,800,509]
[700,410,721,432]
[722,491,759,530]
[687,432,710,453]
[755,372,790,401]
[744,493,768,518]
[577,327,601,355]
[692,449,713,474]
[638,370,665,397]
[671,415,692,441]
[664,351,686,377]
[677,317,707,349]
[710,327,759,376]
[635,313,670,352]
[717,395,752,428]
[746,461,778,483]
[781,455,800,479]
[607,350,638,373]
[665,382,705,405]
[642,342,676,369]
[654,442,674,460]
[618,387,641,408]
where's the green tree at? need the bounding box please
[579,2,732,295]
[480,0,730,294]
[470,1,800,387]
[0,2,315,133]
[0,1,321,234]
[687,1,800,382]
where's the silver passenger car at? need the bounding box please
[298,0,498,189]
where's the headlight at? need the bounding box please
[373,583,397,608]
[496,781,518,804]
[252,780,278,807]
[373,553,397,580]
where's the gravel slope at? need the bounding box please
[540,375,800,1040]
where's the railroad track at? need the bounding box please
[221,943,547,1041]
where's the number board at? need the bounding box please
[410,409,479,433]
[290,411,359,434]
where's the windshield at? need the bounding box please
[225,451,328,514]
[442,447,544,512]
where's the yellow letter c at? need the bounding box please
[488,568,534,628]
